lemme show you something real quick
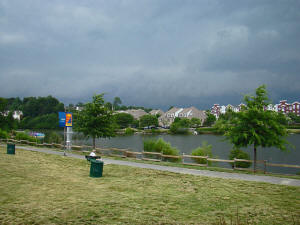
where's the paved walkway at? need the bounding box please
[7,145,300,187]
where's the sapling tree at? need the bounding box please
[74,94,115,149]
[221,85,289,172]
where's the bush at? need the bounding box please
[191,141,213,165]
[151,128,162,134]
[0,129,8,139]
[143,139,157,152]
[229,148,251,168]
[15,132,37,143]
[44,131,63,144]
[170,123,190,134]
[196,127,223,134]
[143,138,180,162]
[154,138,165,153]
[124,128,135,135]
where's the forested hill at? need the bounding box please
[1,96,64,129]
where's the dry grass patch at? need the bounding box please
[0,147,299,225]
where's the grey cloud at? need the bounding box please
[0,0,299,109]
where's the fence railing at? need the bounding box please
[1,138,300,174]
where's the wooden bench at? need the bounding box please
[85,155,102,162]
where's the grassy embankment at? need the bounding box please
[1,147,300,224]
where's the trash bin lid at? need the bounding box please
[90,159,103,164]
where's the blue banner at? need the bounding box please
[59,112,66,127]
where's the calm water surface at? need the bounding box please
[72,133,300,174]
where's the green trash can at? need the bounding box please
[7,143,15,155]
[90,159,103,178]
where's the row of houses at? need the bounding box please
[211,100,300,119]
[2,111,23,120]
[116,107,207,127]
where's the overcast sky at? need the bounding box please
[0,0,299,110]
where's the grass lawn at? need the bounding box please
[0,148,299,225]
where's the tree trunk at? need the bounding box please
[254,146,257,173]
[93,137,96,150]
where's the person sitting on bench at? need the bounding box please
[89,149,97,157]
[85,150,102,161]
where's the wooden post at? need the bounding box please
[233,158,236,170]
[182,153,185,164]
[254,146,257,173]
[264,160,267,174]
[206,155,208,167]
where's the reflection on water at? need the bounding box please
[71,133,300,175]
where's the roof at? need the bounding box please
[116,109,148,119]
[149,109,164,116]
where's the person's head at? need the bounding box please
[92,150,96,152]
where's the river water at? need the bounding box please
[72,133,300,175]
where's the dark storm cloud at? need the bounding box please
[0,0,299,109]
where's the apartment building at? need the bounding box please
[159,107,207,127]
[116,109,148,120]
[211,100,300,118]
[149,109,164,117]
[277,100,300,116]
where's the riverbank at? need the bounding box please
[117,127,300,135]
[1,147,299,224]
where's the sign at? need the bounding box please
[65,113,73,127]
[59,112,66,127]
[59,112,73,127]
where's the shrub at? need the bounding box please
[154,138,165,153]
[44,131,63,144]
[161,144,180,162]
[143,138,180,162]
[151,128,162,134]
[0,129,8,139]
[170,122,190,134]
[124,128,135,135]
[15,132,37,143]
[191,141,213,165]
[229,148,251,168]
[143,139,157,152]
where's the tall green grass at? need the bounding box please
[191,141,213,165]
[143,138,180,162]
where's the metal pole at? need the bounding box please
[66,126,72,151]
[63,126,66,156]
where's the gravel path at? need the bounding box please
[7,145,300,187]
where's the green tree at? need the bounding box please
[179,118,191,127]
[105,102,113,111]
[190,118,202,128]
[221,85,289,172]
[170,118,190,134]
[139,114,158,128]
[113,97,122,110]
[114,113,134,128]
[74,94,115,149]
[287,112,300,124]
[218,108,237,121]
[0,98,16,131]
[132,119,139,128]
[0,98,8,130]
[7,97,22,111]
[203,112,216,127]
